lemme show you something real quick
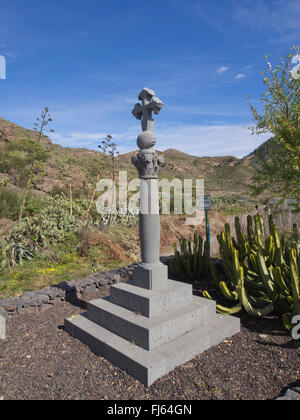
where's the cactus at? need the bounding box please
[205,257,274,318]
[289,244,300,316]
[236,265,274,317]
[169,233,209,282]
[292,224,299,242]
[202,290,242,315]
[255,249,275,297]
[204,214,300,325]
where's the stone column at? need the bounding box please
[131,89,168,290]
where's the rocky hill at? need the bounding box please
[0,116,270,199]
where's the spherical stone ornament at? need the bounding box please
[137,131,156,150]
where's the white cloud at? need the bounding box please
[236,73,246,80]
[233,0,300,33]
[52,131,107,149]
[173,0,300,45]
[217,66,229,74]
[52,126,139,151]
[53,123,271,159]
[167,104,248,117]
[0,43,17,62]
[155,123,271,158]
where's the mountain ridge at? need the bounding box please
[0,116,271,198]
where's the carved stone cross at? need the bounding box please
[131,87,164,177]
[131,87,166,281]
[63,87,240,389]
[132,87,164,132]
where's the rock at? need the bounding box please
[57,281,76,292]
[44,287,61,300]
[93,274,110,287]
[67,280,76,287]
[112,274,122,284]
[50,287,66,299]
[36,287,51,296]
[0,307,7,318]
[37,294,50,305]
[126,270,134,281]
[22,291,35,298]
[0,298,20,313]
[276,388,300,400]
[84,285,97,296]
[76,278,92,288]
[21,292,49,308]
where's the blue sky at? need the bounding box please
[0,0,299,157]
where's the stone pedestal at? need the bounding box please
[65,277,240,386]
[133,263,168,290]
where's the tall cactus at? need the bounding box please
[203,214,300,324]
[290,244,300,316]
[206,257,274,318]
[169,233,209,282]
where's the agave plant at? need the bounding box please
[0,193,139,271]
[0,237,34,269]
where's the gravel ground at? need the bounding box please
[0,284,299,400]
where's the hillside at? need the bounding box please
[0,116,268,199]
[0,116,282,300]
[246,136,278,162]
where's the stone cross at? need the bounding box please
[131,87,167,290]
[64,87,240,388]
[132,88,164,132]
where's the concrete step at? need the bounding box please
[110,279,193,318]
[86,295,216,350]
[64,311,240,387]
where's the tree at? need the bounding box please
[18,107,54,220]
[83,135,119,221]
[83,171,102,222]
[98,134,119,184]
[248,46,300,212]
[60,153,76,216]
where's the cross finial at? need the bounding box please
[132,87,164,132]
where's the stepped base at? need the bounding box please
[64,276,240,386]
[110,279,193,318]
[65,311,240,386]
[87,295,216,350]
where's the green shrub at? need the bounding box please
[50,185,68,197]
[203,214,300,331]
[0,193,138,270]
[0,188,21,219]
[0,188,45,220]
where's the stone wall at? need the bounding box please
[0,264,137,316]
[0,257,173,317]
